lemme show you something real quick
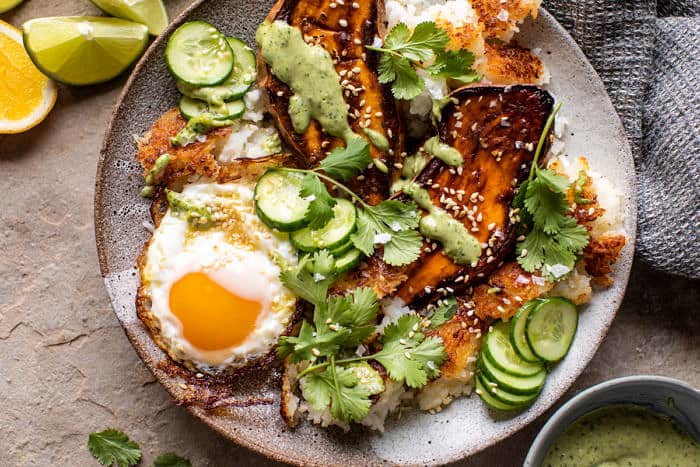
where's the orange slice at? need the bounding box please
[0,20,57,134]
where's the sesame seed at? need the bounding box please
[311,348,321,356]
[353,38,362,45]
[352,1,360,7]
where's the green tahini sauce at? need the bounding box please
[256,21,356,142]
[392,180,481,264]
[170,114,236,147]
[362,128,390,151]
[402,152,429,179]
[423,136,463,166]
[542,405,700,467]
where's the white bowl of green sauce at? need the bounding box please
[524,375,700,466]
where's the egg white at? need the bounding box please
[140,181,298,373]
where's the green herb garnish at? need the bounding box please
[277,266,446,424]
[574,170,594,205]
[154,453,193,467]
[514,103,590,279]
[428,296,457,328]
[87,429,142,467]
[367,21,480,100]
[268,139,423,266]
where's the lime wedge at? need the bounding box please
[0,0,23,14]
[89,0,168,36]
[22,17,149,86]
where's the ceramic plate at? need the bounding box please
[95,1,636,464]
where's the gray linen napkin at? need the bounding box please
[543,0,700,278]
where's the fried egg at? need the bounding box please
[138,181,298,373]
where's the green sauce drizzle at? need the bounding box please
[362,128,390,151]
[423,136,463,166]
[256,21,356,142]
[402,152,429,179]
[393,180,481,264]
[170,114,236,147]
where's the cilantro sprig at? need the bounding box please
[271,137,424,266]
[88,429,142,467]
[278,265,446,424]
[366,21,480,100]
[513,103,590,279]
[88,429,191,467]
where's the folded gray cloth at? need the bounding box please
[544,0,700,278]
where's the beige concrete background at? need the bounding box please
[1,1,698,466]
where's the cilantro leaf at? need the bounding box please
[536,168,571,193]
[279,260,332,305]
[278,320,352,362]
[426,49,480,83]
[556,216,589,253]
[87,429,142,467]
[429,296,457,328]
[524,177,569,234]
[154,453,192,467]
[351,203,424,266]
[394,21,449,61]
[319,137,372,181]
[379,54,424,100]
[304,249,336,276]
[373,314,447,388]
[301,363,382,424]
[300,173,336,229]
[516,227,549,273]
[371,200,421,231]
[350,210,377,256]
[382,229,424,266]
[383,22,411,50]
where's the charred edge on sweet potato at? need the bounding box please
[258,0,405,205]
[396,85,554,306]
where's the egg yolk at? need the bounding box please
[169,272,261,351]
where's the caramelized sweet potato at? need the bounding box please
[396,85,554,305]
[258,0,404,205]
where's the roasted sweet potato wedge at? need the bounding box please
[395,85,555,305]
[257,0,404,205]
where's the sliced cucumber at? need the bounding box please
[329,239,354,257]
[334,248,362,273]
[510,300,543,363]
[176,37,255,107]
[226,37,256,87]
[255,170,310,232]
[291,199,356,252]
[165,21,234,86]
[178,96,245,121]
[526,297,578,363]
[475,374,519,411]
[478,373,539,407]
[479,353,546,395]
[483,321,544,377]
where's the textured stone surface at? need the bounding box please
[0,2,698,466]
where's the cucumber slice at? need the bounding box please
[334,248,362,273]
[510,300,543,363]
[478,373,540,407]
[176,37,255,107]
[255,170,310,232]
[483,321,544,377]
[226,37,256,87]
[475,374,519,411]
[165,21,233,86]
[329,239,354,257]
[479,353,546,395]
[291,199,356,252]
[178,96,245,121]
[526,297,578,362]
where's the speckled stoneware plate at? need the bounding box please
[95,1,637,465]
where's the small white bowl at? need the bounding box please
[524,375,700,466]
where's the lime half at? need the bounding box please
[90,0,168,36]
[0,0,24,14]
[22,17,149,86]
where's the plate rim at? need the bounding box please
[94,3,637,465]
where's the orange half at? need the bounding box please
[0,19,57,134]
